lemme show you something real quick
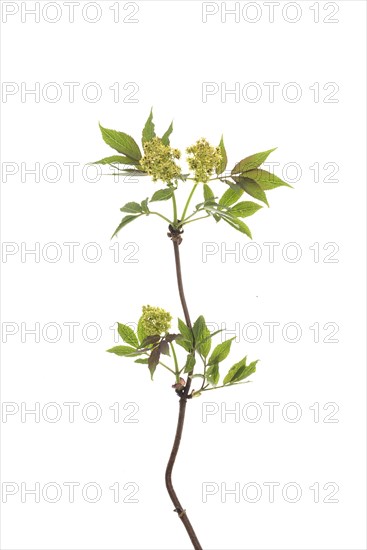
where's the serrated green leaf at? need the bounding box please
[111,214,142,239]
[117,323,139,348]
[178,318,193,344]
[197,322,211,358]
[137,316,147,345]
[135,358,149,364]
[150,188,174,202]
[142,108,156,144]
[120,202,143,214]
[91,155,140,166]
[184,353,196,373]
[218,186,244,207]
[244,169,293,190]
[206,363,220,386]
[203,184,215,202]
[99,124,142,161]
[232,176,269,207]
[230,201,263,218]
[107,345,140,357]
[217,135,228,175]
[161,120,173,146]
[222,214,252,238]
[208,337,235,365]
[223,358,258,385]
[231,148,276,175]
[193,315,206,345]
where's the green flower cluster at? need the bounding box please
[141,305,172,336]
[186,138,222,183]
[140,137,181,184]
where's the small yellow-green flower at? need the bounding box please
[141,305,172,336]
[186,138,222,183]
[140,137,181,184]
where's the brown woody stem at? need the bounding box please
[164,227,203,550]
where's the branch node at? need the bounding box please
[173,507,187,518]
[167,223,184,245]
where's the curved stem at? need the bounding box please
[182,214,210,226]
[150,211,172,224]
[181,183,198,221]
[164,236,203,550]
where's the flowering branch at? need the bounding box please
[94,108,293,550]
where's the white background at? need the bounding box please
[1,1,366,549]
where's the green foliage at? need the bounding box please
[99,123,142,161]
[92,155,140,166]
[208,337,235,365]
[184,353,196,373]
[107,345,140,357]
[117,323,139,348]
[161,121,173,146]
[218,187,244,207]
[206,363,220,385]
[245,169,292,190]
[150,188,174,202]
[142,108,156,144]
[216,135,228,175]
[203,184,215,202]
[223,358,258,385]
[177,318,193,352]
[230,201,262,218]
[231,148,276,175]
[111,214,142,239]
[232,176,269,207]
[120,202,143,214]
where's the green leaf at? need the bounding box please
[161,120,173,146]
[107,345,140,357]
[111,215,142,239]
[208,337,235,365]
[120,202,143,214]
[177,318,194,352]
[223,358,258,385]
[137,316,147,345]
[203,184,215,202]
[150,188,174,202]
[232,176,269,207]
[184,353,196,373]
[117,323,139,348]
[91,155,139,166]
[140,198,150,214]
[135,358,149,364]
[244,169,293,190]
[231,148,276,175]
[99,124,142,161]
[142,108,156,144]
[218,187,244,207]
[193,316,206,346]
[206,363,220,385]
[222,214,252,238]
[230,201,263,218]
[197,322,211,358]
[217,135,228,175]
